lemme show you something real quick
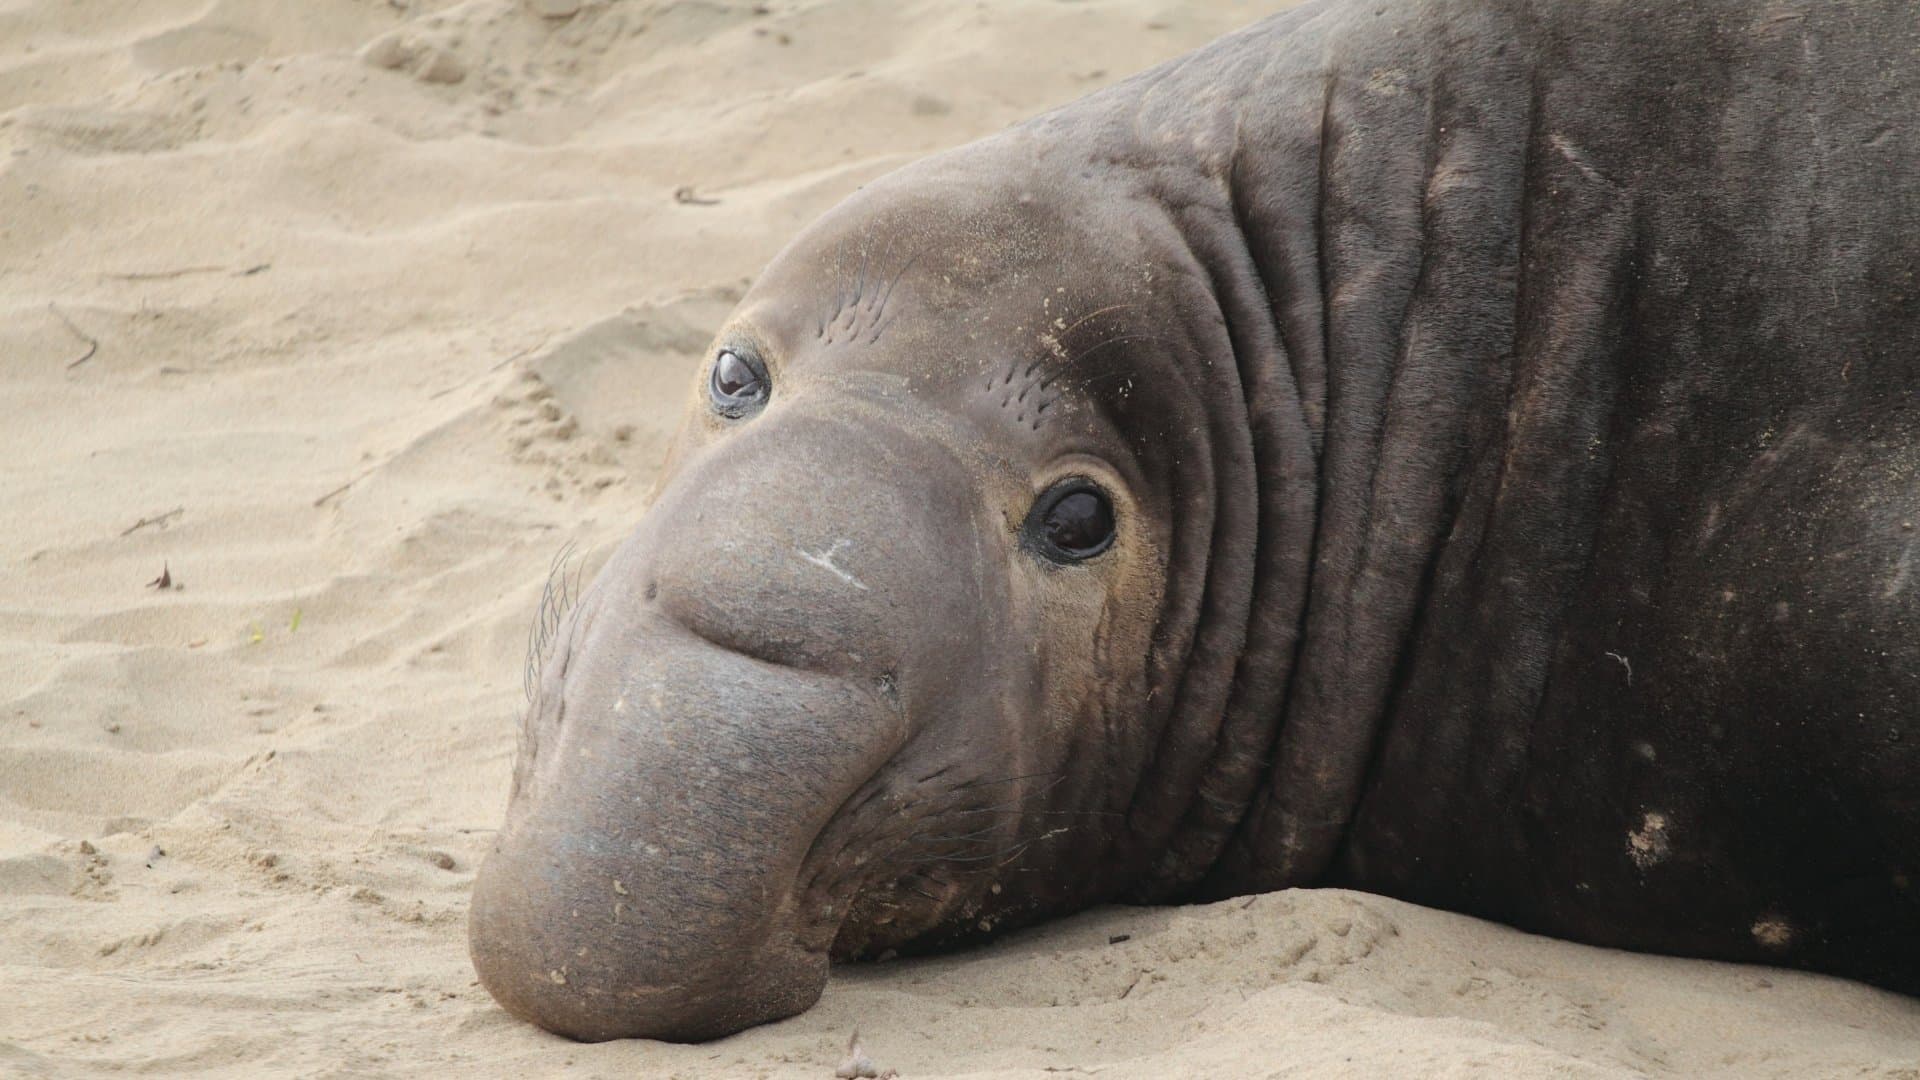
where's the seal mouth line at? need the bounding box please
[795,768,1069,939]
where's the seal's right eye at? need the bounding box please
[709,348,769,418]
[1024,478,1117,563]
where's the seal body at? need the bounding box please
[471,0,1920,1040]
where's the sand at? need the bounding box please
[2,0,1917,1076]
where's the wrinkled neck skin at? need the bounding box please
[995,0,1559,900]
[470,0,1572,1043]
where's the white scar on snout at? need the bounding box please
[797,539,869,591]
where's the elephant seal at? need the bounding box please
[470,0,1920,1042]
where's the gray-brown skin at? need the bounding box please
[469,0,1920,1042]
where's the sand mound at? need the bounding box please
[3,1,1917,1076]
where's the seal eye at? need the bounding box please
[1025,479,1116,563]
[709,348,769,417]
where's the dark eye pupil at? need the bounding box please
[1045,490,1113,556]
[1024,479,1117,563]
[713,351,762,399]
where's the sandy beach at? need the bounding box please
[3,0,1919,1075]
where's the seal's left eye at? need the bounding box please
[710,349,769,417]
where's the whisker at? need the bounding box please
[905,823,1005,845]
[522,541,582,704]
[1038,333,1174,388]
[949,806,1122,820]
[871,248,918,321]
[934,779,1073,821]
[852,239,873,305]
[1058,302,1135,337]
[896,848,1016,864]
[950,770,1064,792]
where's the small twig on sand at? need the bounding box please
[121,506,185,537]
[673,185,721,206]
[428,336,549,400]
[314,467,376,508]
[102,262,271,281]
[102,265,227,281]
[50,303,99,369]
[491,337,546,374]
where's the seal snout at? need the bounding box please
[470,594,907,1041]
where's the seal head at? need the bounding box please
[467,133,1267,1040]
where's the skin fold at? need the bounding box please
[469,0,1920,1041]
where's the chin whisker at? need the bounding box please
[523,541,583,703]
